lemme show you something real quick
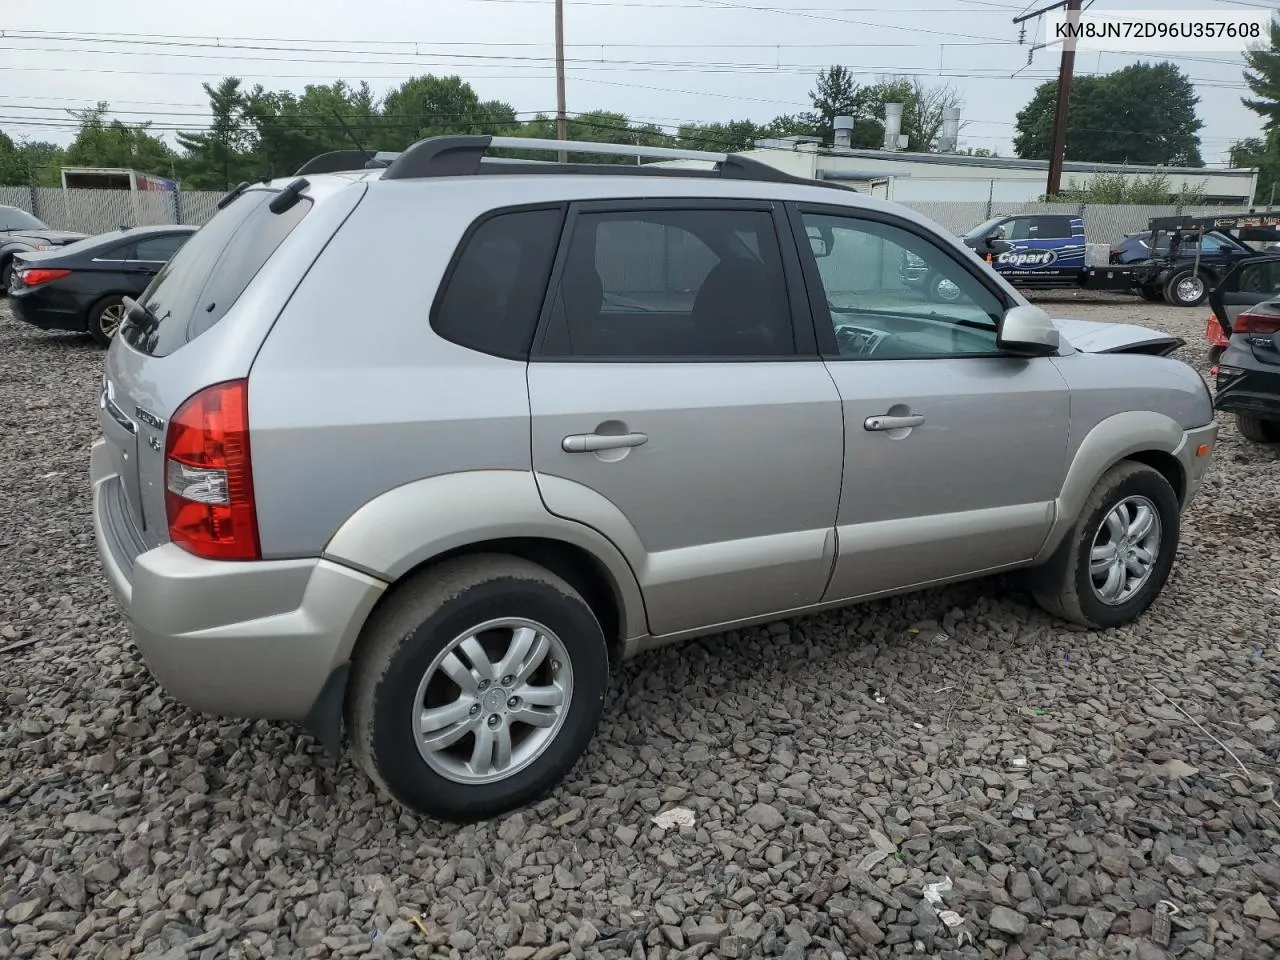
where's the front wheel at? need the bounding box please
[0,259,12,292]
[347,554,610,822]
[1029,462,1180,629]
[1164,270,1209,307]
[1236,413,1280,444]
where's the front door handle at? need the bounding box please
[864,414,925,432]
[562,432,649,453]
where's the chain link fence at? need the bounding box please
[0,185,1260,248]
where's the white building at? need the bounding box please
[693,137,1258,206]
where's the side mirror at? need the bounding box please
[988,239,1013,255]
[998,304,1059,357]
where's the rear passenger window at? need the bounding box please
[133,233,189,262]
[538,208,795,359]
[432,207,565,359]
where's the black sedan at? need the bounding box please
[0,205,87,289]
[1208,256,1280,444]
[7,225,196,346]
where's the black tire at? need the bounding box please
[347,554,610,822]
[1163,269,1209,307]
[1028,462,1180,629]
[0,258,12,292]
[1236,413,1280,444]
[87,295,128,347]
[1138,284,1163,302]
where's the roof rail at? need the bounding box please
[374,134,844,189]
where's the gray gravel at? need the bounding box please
[2,292,1279,960]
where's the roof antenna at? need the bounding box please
[331,110,373,164]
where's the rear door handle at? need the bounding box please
[864,414,925,432]
[562,432,649,453]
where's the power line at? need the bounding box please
[0,60,1254,89]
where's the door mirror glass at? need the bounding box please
[998,304,1059,356]
[807,223,835,258]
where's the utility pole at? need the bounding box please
[555,0,568,162]
[1014,0,1083,197]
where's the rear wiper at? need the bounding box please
[121,296,160,333]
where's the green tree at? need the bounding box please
[63,103,176,177]
[804,65,871,145]
[176,78,257,189]
[676,120,765,153]
[1243,16,1280,132]
[1052,170,1206,204]
[246,80,381,178]
[17,140,65,186]
[1013,62,1203,166]
[378,74,512,148]
[761,115,817,139]
[0,130,31,185]
[1230,134,1280,205]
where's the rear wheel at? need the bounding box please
[1164,269,1209,307]
[88,295,127,347]
[1028,462,1179,629]
[1236,413,1280,444]
[347,554,610,822]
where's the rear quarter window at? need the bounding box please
[430,206,566,359]
[119,190,311,357]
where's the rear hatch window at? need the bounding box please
[119,188,311,357]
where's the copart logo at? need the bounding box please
[996,249,1058,268]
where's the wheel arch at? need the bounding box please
[322,470,649,660]
[1034,411,1187,564]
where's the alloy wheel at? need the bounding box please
[1088,495,1162,605]
[412,617,574,785]
[98,302,127,340]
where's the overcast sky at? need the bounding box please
[0,0,1274,166]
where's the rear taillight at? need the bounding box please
[20,268,71,287]
[1234,311,1280,335]
[164,379,260,561]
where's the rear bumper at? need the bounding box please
[1215,349,1280,418]
[7,291,86,331]
[90,438,386,722]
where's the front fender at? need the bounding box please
[322,470,648,640]
[0,241,37,264]
[1034,410,1186,563]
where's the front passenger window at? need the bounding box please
[802,213,1006,360]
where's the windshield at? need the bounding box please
[0,207,45,232]
[964,216,1006,241]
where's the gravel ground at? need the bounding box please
[1,292,1278,960]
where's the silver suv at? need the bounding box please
[91,136,1218,822]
